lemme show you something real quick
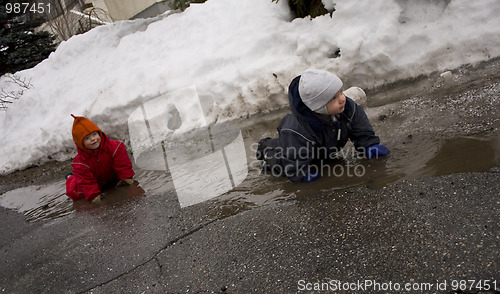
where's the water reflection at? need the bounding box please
[0,181,146,222]
[422,136,499,176]
[0,181,73,222]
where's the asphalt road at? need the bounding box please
[1,166,499,293]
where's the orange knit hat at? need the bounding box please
[71,114,102,150]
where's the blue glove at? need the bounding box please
[366,144,390,159]
[302,170,321,182]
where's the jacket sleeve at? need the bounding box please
[68,161,101,202]
[348,100,380,151]
[66,174,84,201]
[111,142,135,180]
[272,128,316,182]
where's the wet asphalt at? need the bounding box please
[1,58,500,293]
[0,168,499,293]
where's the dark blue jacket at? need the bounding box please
[259,75,380,182]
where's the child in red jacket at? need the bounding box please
[66,114,135,203]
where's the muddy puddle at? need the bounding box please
[2,115,498,222]
[1,59,499,222]
[201,115,500,220]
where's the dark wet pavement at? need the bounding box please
[1,58,500,293]
[1,168,499,293]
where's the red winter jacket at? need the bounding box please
[66,133,135,201]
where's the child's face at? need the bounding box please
[325,89,346,115]
[83,131,101,150]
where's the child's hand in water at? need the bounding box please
[91,194,103,203]
[116,178,135,187]
[366,144,390,159]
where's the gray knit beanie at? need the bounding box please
[298,69,343,112]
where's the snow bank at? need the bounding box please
[1,0,499,174]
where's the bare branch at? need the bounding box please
[0,74,34,110]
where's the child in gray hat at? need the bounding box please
[257,69,389,182]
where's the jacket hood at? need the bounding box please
[71,114,102,151]
[288,75,327,133]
